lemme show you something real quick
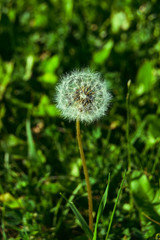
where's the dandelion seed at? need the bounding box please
[55,69,111,123]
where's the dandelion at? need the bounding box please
[55,69,111,234]
[56,69,111,123]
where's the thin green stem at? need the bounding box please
[126,79,131,172]
[76,119,93,233]
[105,170,126,240]
[126,80,133,213]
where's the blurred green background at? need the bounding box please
[0,0,160,239]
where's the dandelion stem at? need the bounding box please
[76,119,93,233]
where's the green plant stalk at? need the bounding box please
[105,170,126,240]
[93,174,110,240]
[76,119,93,233]
[2,206,7,240]
[126,80,131,172]
[142,212,160,226]
[126,80,133,212]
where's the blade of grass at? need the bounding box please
[64,183,82,216]
[26,119,37,161]
[105,170,126,240]
[1,206,7,240]
[93,174,110,240]
[2,221,7,240]
[60,193,93,240]
[20,230,30,240]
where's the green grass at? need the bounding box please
[0,0,160,239]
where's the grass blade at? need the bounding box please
[63,183,82,216]
[2,221,7,240]
[93,174,110,240]
[26,119,37,161]
[61,193,93,239]
[20,230,30,240]
[105,170,126,240]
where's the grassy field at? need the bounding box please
[0,0,160,239]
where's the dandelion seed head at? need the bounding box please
[55,69,112,123]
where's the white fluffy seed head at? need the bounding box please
[55,69,112,123]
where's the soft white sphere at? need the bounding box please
[55,69,111,123]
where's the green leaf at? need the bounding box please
[136,61,155,95]
[93,40,114,64]
[24,55,34,81]
[131,171,160,238]
[92,128,102,140]
[43,182,61,194]
[38,55,59,83]
[147,115,160,139]
[40,55,60,73]
[33,95,59,117]
[93,174,110,240]
[0,60,14,100]
[0,193,23,209]
[111,11,130,33]
[0,192,15,202]
[0,104,5,130]
[26,119,37,161]
[7,134,25,147]
[63,0,73,20]
[131,170,160,221]
[20,230,30,240]
[60,193,93,240]
[105,170,126,240]
[38,72,57,84]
